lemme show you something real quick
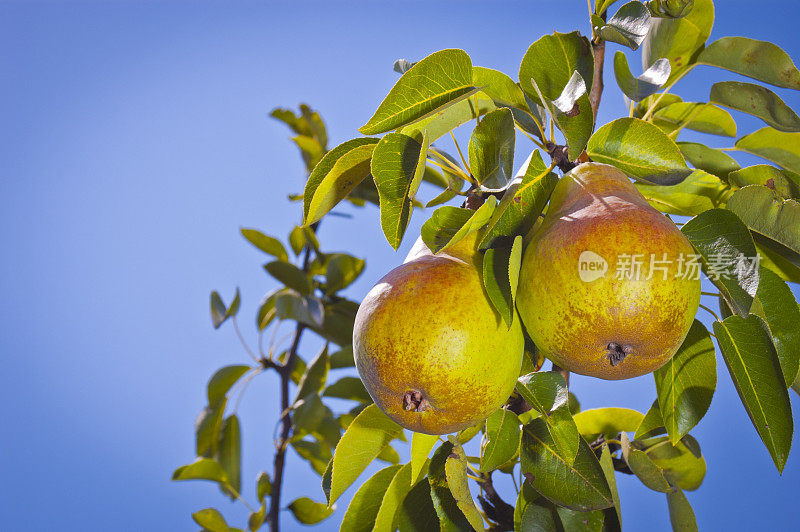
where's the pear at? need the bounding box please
[516,163,700,380]
[353,236,524,434]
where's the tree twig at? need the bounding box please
[589,16,606,121]
[267,225,317,532]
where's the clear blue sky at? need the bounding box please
[1,1,799,530]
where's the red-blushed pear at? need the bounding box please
[516,163,701,380]
[353,235,524,434]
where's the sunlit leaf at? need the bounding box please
[420,197,497,253]
[636,169,731,216]
[411,433,438,484]
[573,407,644,438]
[678,142,740,179]
[207,365,250,405]
[613,52,670,101]
[325,253,365,293]
[360,49,477,135]
[593,1,652,50]
[192,508,230,532]
[481,408,521,472]
[341,465,403,532]
[653,102,737,137]
[681,209,758,317]
[726,185,800,259]
[667,489,699,532]
[710,81,800,132]
[372,132,429,249]
[654,320,716,443]
[520,418,613,511]
[697,36,800,90]
[621,432,672,492]
[753,267,800,386]
[641,0,714,84]
[587,118,692,184]
[288,497,333,525]
[322,376,372,403]
[303,138,379,225]
[172,458,228,484]
[469,108,516,190]
[736,127,800,175]
[240,228,289,262]
[713,314,793,472]
[329,404,403,505]
[445,443,484,531]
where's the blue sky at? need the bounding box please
[1,1,799,530]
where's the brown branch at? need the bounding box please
[267,228,316,532]
[477,472,515,531]
[589,19,606,121]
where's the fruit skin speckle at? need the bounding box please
[517,163,701,380]
[353,238,523,435]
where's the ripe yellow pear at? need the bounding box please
[516,163,701,380]
[353,235,524,434]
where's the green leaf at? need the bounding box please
[519,31,594,159]
[621,432,672,492]
[263,261,312,295]
[599,445,622,529]
[681,209,758,317]
[322,376,372,403]
[479,151,558,249]
[341,465,404,532]
[469,108,515,190]
[445,444,484,531]
[482,238,522,328]
[613,52,670,101]
[710,81,800,132]
[667,489,699,532]
[481,408,521,472]
[654,320,716,444]
[248,505,266,532]
[641,435,706,491]
[428,442,472,531]
[295,345,329,402]
[586,118,692,185]
[397,479,439,532]
[520,417,613,512]
[303,138,379,225]
[256,290,278,331]
[371,132,429,249]
[728,165,800,199]
[697,37,800,90]
[172,458,228,484]
[636,169,731,216]
[641,0,714,84]
[217,416,241,498]
[207,365,251,404]
[373,464,422,532]
[400,95,494,144]
[634,92,683,118]
[240,228,288,262]
[292,439,333,476]
[292,394,328,435]
[653,102,737,137]
[274,289,324,327]
[516,371,570,414]
[256,472,272,501]
[635,400,667,439]
[287,497,333,525]
[754,267,800,386]
[573,407,644,438]
[329,344,355,369]
[594,1,652,50]
[520,31,593,102]
[735,127,800,175]
[196,398,226,457]
[192,508,230,532]
[210,291,228,329]
[727,185,800,259]
[226,288,241,319]
[646,0,695,18]
[360,49,477,135]
[325,253,366,293]
[411,433,439,484]
[678,142,740,179]
[473,66,529,111]
[713,314,793,472]
[420,197,497,254]
[329,403,403,505]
